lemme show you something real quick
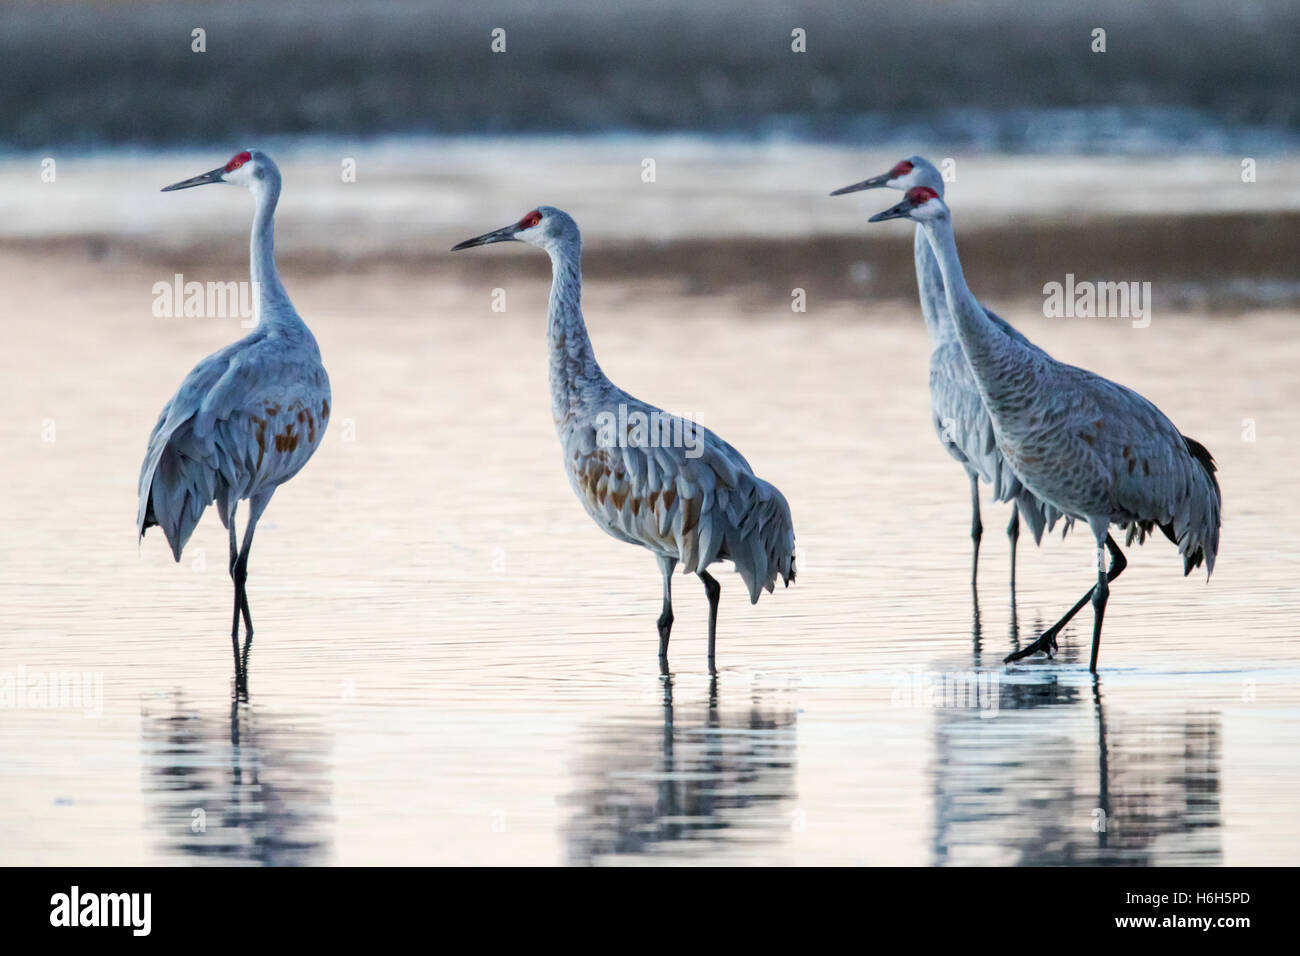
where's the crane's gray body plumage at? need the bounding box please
[137,321,330,560]
[543,210,795,605]
[922,216,1220,576]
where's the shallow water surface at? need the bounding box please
[1,248,1297,865]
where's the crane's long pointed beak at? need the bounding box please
[830,173,891,196]
[868,199,913,223]
[450,224,519,251]
[161,166,226,192]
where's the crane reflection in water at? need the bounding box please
[931,609,1222,865]
[140,692,334,864]
[563,679,799,864]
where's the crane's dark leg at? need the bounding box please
[228,511,242,684]
[1006,534,1126,664]
[1088,540,1113,673]
[699,570,721,675]
[234,492,273,695]
[656,555,677,676]
[233,529,253,687]
[1006,503,1020,594]
[968,471,983,587]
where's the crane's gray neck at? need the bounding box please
[249,177,304,331]
[545,238,605,426]
[913,225,955,345]
[922,217,1021,404]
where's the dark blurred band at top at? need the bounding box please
[1,0,1296,154]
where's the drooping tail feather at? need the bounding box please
[1014,488,1047,545]
[1121,434,1221,577]
[1179,435,1221,577]
[137,420,223,563]
[689,473,796,605]
[995,455,1072,547]
[739,477,796,604]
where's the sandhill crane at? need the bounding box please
[869,187,1220,671]
[832,156,1069,591]
[452,207,795,674]
[138,150,331,693]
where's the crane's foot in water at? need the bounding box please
[1004,629,1058,664]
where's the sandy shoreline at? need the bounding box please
[9,206,1298,314]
